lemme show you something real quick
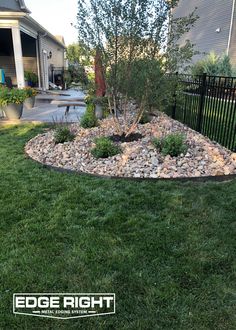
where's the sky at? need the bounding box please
[24,0,78,45]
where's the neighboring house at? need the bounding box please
[0,0,66,90]
[173,0,236,64]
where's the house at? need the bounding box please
[0,0,66,90]
[173,0,236,64]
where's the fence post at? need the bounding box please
[197,73,207,132]
[172,72,178,119]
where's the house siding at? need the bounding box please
[23,56,37,73]
[0,56,37,85]
[38,35,65,88]
[173,0,234,63]
[40,36,65,68]
[229,2,236,65]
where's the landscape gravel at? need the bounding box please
[25,113,236,179]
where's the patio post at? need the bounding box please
[11,26,25,88]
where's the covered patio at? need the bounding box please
[0,26,39,88]
[0,1,66,91]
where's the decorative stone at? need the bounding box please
[231,153,236,161]
[151,157,158,166]
[24,113,236,179]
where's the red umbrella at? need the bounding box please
[95,49,106,97]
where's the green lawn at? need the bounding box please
[0,123,236,329]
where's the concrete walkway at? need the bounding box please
[21,89,86,123]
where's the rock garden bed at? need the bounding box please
[25,113,236,179]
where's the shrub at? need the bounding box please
[23,87,37,98]
[54,126,75,144]
[68,64,88,86]
[191,52,233,77]
[152,137,163,150]
[91,137,121,158]
[0,88,27,106]
[80,103,98,128]
[24,71,38,86]
[153,133,187,157]
[139,111,151,124]
[0,86,9,106]
[218,54,232,76]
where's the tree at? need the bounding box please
[65,43,93,87]
[77,0,197,136]
[66,43,92,66]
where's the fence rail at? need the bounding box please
[166,73,236,151]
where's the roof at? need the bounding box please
[24,16,66,49]
[0,6,20,12]
[0,0,30,13]
[18,0,31,13]
[0,2,66,49]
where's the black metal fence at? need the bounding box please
[166,73,236,151]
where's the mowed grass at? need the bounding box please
[0,123,236,330]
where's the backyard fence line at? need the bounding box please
[166,73,236,151]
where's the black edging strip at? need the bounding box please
[25,152,236,183]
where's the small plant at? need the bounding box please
[80,103,98,128]
[139,111,151,124]
[23,87,37,98]
[0,88,27,106]
[85,95,109,118]
[152,137,163,150]
[91,137,121,158]
[54,126,75,144]
[153,133,187,157]
[0,86,9,106]
[24,71,38,86]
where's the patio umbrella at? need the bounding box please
[95,49,106,97]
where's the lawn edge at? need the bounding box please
[25,151,236,183]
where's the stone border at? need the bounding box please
[25,152,236,183]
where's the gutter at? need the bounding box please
[227,0,236,55]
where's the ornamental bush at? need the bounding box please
[0,86,9,106]
[24,71,38,86]
[80,103,98,128]
[153,133,187,157]
[191,52,233,77]
[91,137,121,159]
[139,111,152,124]
[54,126,75,144]
[0,88,27,106]
[23,87,37,98]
